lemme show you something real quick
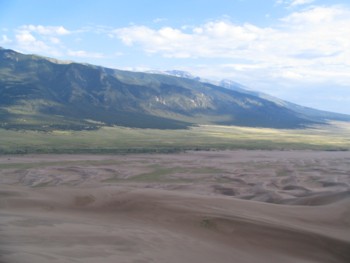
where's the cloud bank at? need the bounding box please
[112,5,350,84]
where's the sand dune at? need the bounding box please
[0,151,349,262]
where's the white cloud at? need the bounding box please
[11,25,72,56]
[0,34,12,45]
[49,37,61,44]
[19,25,70,35]
[113,22,272,59]
[15,30,61,56]
[112,5,350,86]
[10,24,110,60]
[276,0,315,7]
[282,5,346,23]
[15,31,38,48]
[290,0,315,7]
[16,31,36,43]
[153,18,167,23]
[67,50,105,58]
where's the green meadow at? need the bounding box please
[0,122,349,154]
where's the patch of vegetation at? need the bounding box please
[0,122,349,154]
[74,195,96,206]
[200,217,217,229]
[130,166,184,182]
[0,159,121,170]
[33,181,51,188]
[276,168,292,177]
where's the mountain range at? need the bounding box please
[1,47,349,131]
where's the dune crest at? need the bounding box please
[1,151,349,263]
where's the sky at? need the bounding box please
[1,0,350,114]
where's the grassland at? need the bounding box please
[0,122,349,154]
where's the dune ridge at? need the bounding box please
[0,151,349,262]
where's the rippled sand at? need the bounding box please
[1,151,349,263]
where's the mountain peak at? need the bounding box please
[164,70,199,80]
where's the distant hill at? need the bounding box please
[1,47,349,131]
[217,79,350,123]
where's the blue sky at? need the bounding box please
[1,0,350,114]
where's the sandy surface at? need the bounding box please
[0,150,349,263]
